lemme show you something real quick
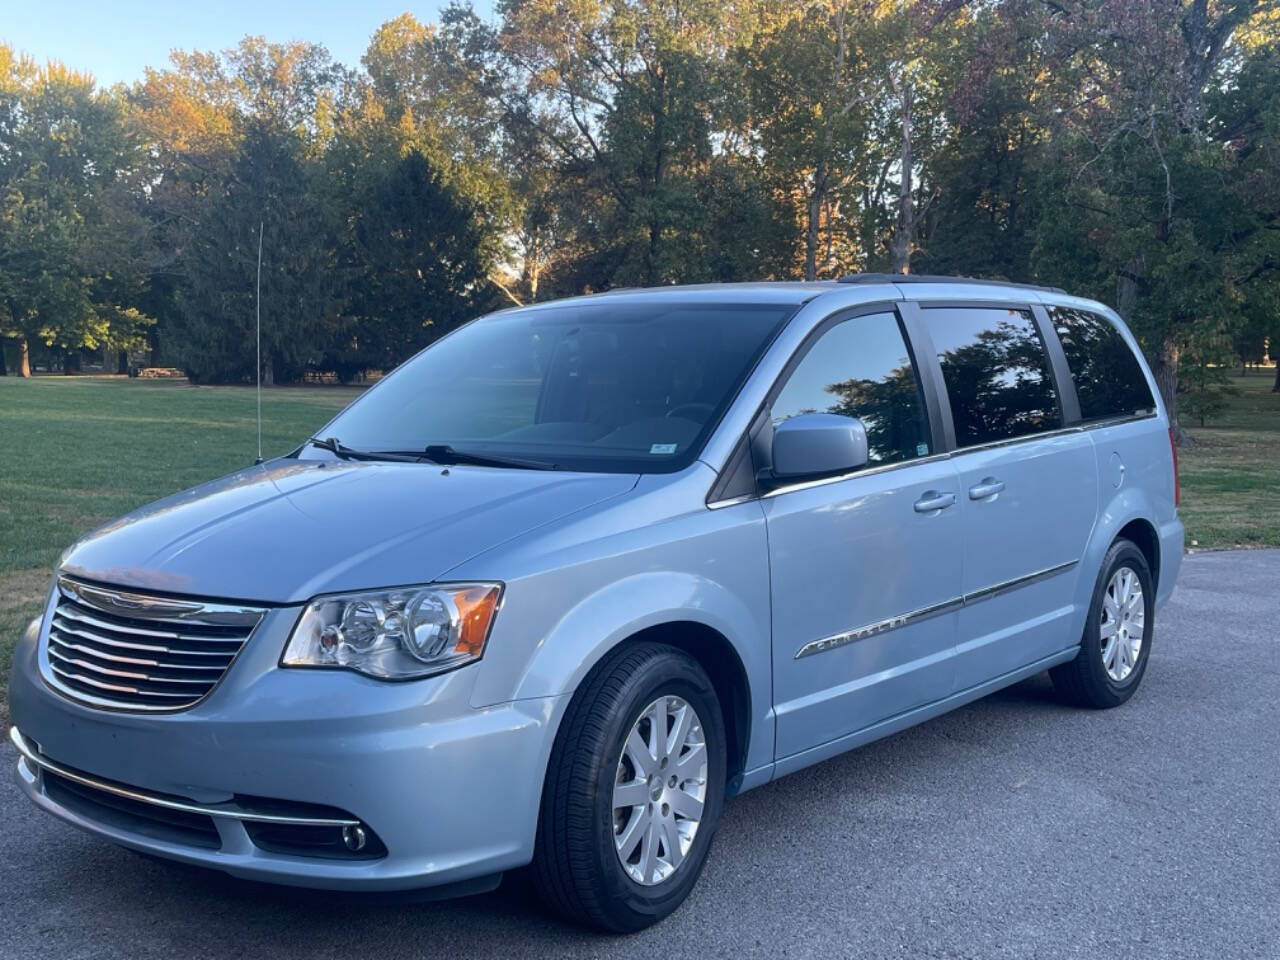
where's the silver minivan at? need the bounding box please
[9,276,1182,931]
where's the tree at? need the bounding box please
[1029,0,1277,442]
[497,0,756,290]
[743,3,877,280]
[913,1,1050,281]
[346,150,493,369]
[154,39,348,383]
[0,48,153,376]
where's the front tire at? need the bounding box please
[533,642,726,932]
[1051,538,1154,708]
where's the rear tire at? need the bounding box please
[533,642,726,932]
[1051,538,1154,708]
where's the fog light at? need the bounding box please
[341,824,367,852]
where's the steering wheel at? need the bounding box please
[666,402,715,422]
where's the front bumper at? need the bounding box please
[9,606,564,891]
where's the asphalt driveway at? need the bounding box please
[1,550,1276,960]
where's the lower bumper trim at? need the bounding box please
[9,726,359,828]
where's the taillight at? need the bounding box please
[1169,428,1180,506]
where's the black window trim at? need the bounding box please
[1039,301,1157,425]
[1031,303,1083,424]
[902,298,1071,455]
[707,296,1163,509]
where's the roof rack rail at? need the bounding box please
[836,273,1065,295]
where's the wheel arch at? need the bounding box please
[1074,488,1165,638]
[608,621,752,792]
[1115,516,1160,591]
[506,570,773,793]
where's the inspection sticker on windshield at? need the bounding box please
[649,443,679,455]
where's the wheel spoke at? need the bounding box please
[667,703,693,759]
[1100,618,1118,640]
[669,788,704,821]
[673,741,706,778]
[1103,591,1120,619]
[616,807,649,859]
[626,728,655,777]
[640,818,659,883]
[613,779,650,810]
[662,818,684,870]
[1102,636,1117,670]
[648,699,670,762]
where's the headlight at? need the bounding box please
[281,583,502,680]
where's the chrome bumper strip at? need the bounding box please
[9,726,359,828]
[795,559,1079,659]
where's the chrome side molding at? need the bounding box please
[794,559,1078,659]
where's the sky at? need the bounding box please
[1,0,495,87]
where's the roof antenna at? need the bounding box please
[254,220,264,465]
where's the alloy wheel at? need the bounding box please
[1101,565,1145,682]
[611,695,709,886]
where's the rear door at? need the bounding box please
[762,306,962,760]
[908,303,1098,689]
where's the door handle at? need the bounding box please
[913,490,956,513]
[968,477,1006,501]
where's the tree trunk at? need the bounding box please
[0,341,7,376]
[891,79,914,275]
[1152,336,1189,445]
[17,339,31,377]
[117,350,129,375]
[1273,360,1280,393]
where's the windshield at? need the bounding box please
[312,299,793,472]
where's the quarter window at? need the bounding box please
[921,307,1061,447]
[1049,307,1156,421]
[771,311,932,467]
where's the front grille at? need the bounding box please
[43,577,266,712]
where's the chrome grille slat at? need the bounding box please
[45,667,196,699]
[41,577,266,712]
[47,648,213,685]
[53,605,246,644]
[49,619,235,659]
[46,637,226,673]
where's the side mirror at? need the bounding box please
[770,413,869,480]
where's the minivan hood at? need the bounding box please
[60,459,638,604]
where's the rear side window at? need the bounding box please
[921,307,1060,447]
[771,311,932,467]
[1049,307,1156,421]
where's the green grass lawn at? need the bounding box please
[1179,371,1280,550]
[0,370,1276,719]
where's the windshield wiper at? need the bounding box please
[309,437,557,470]
[421,444,559,471]
[307,437,423,463]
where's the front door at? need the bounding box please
[763,308,962,760]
